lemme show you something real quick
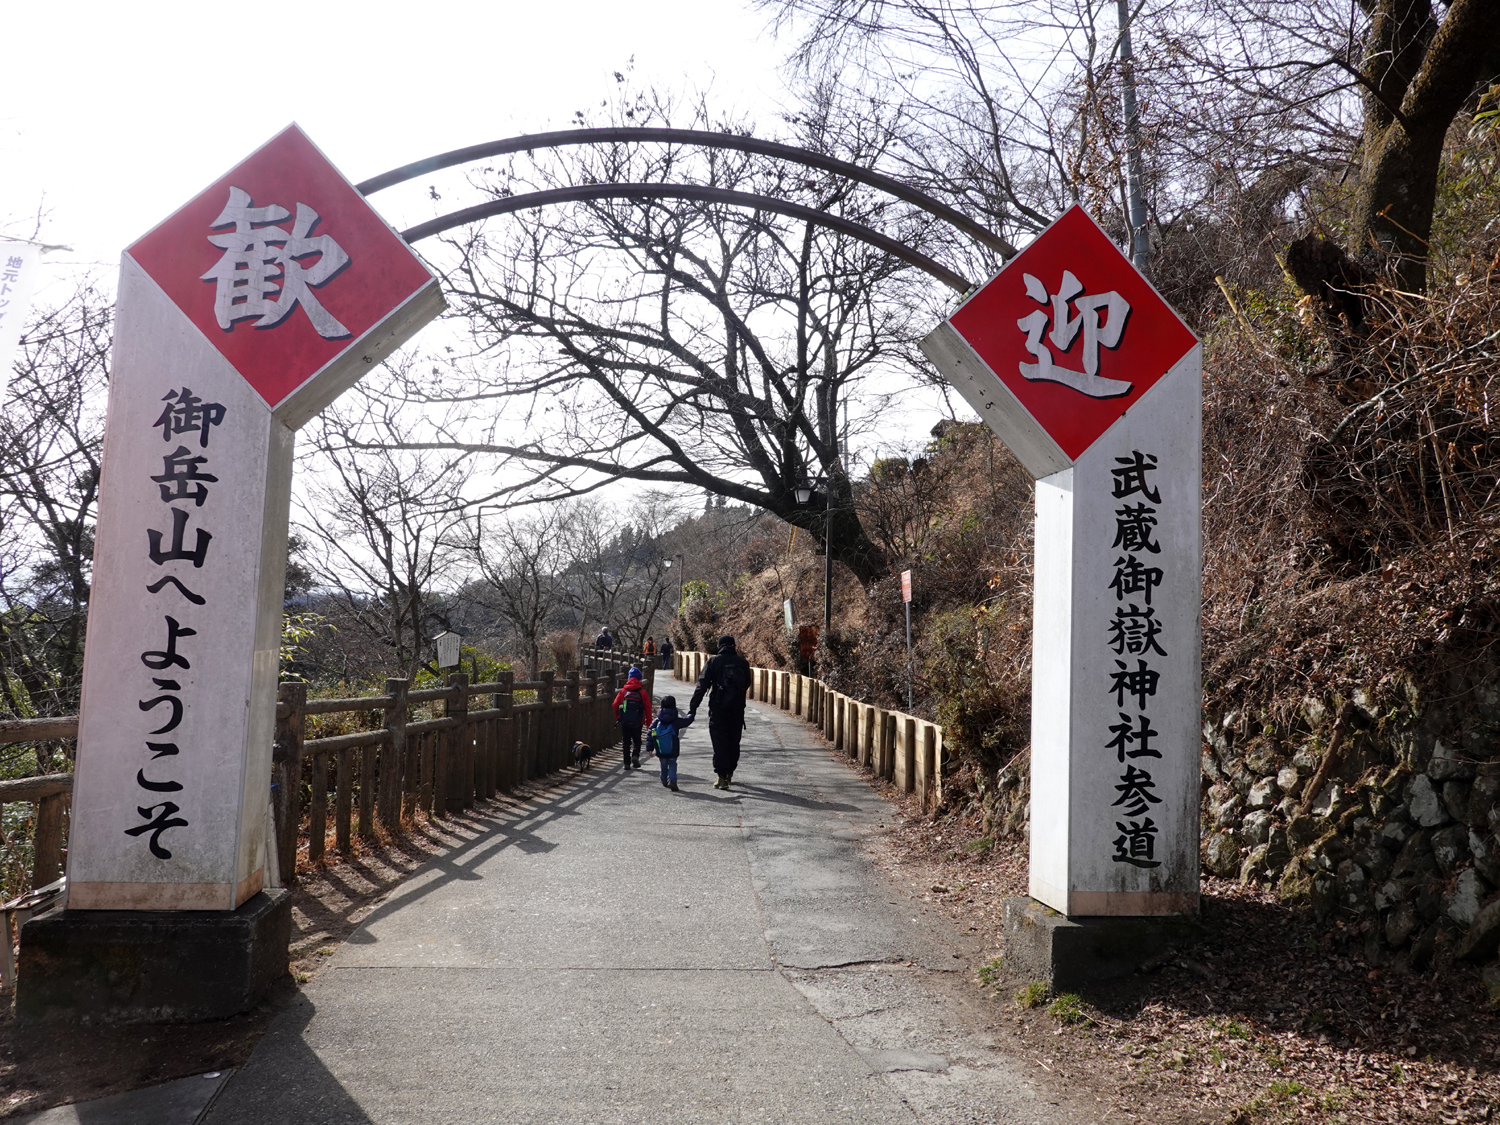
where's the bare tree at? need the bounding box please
[561,495,679,652]
[295,381,472,682]
[385,93,963,585]
[0,280,110,739]
[469,506,574,677]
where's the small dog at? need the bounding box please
[571,741,595,770]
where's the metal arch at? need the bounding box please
[400,183,973,294]
[357,126,1017,259]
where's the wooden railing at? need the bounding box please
[671,650,946,811]
[271,669,626,884]
[0,718,78,891]
[0,669,633,897]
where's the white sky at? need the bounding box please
[3,0,960,495]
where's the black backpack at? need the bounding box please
[712,655,750,701]
[618,686,645,724]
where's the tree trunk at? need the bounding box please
[1348,0,1497,293]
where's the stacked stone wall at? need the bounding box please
[1201,675,1500,994]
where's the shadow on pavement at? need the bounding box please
[343,765,628,943]
[730,780,861,814]
[202,997,376,1125]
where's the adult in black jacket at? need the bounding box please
[689,634,752,789]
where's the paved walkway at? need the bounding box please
[200,697,1074,1125]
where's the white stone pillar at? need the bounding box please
[1028,351,1202,916]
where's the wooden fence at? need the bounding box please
[0,668,636,898]
[671,651,945,811]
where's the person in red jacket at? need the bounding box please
[612,666,653,769]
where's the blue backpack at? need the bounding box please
[651,720,679,758]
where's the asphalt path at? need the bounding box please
[201,696,1080,1125]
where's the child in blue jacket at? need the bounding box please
[649,695,694,791]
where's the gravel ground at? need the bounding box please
[857,750,1500,1124]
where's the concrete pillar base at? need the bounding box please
[17,888,291,1023]
[1002,896,1200,991]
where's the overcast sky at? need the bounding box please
[2,0,786,279]
[3,0,957,492]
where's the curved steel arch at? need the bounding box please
[400,182,972,293]
[358,126,1016,259]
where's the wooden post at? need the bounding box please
[381,678,408,832]
[336,747,353,851]
[32,793,66,889]
[564,671,580,771]
[539,671,555,776]
[446,672,471,811]
[309,750,328,863]
[898,715,917,793]
[499,670,515,792]
[273,681,306,885]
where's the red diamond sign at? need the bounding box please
[921,205,1196,478]
[127,124,443,429]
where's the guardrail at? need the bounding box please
[0,668,632,898]
[671,651,945,811]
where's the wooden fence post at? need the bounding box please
[561,671,576,770]
[602,673,617,749]
[32,793,66,889]
[539,671,555,777]
[273,681,306,885]
[446,672,470,812]
[381,678,408,832]
[499,670,516,791]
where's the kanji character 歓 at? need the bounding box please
[201,187,351,339]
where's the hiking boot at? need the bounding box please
[669,781,679,791]
[661,777,669,787]
[632,757,641,768]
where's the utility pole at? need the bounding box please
[1117,0,1151,277]
[823,484,833,636]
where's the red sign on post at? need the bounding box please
[129,125,442,429]
[922,206,1196,479]
[901,569,912,603]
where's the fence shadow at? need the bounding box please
[330,766,626,944]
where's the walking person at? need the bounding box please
[689,635,751,790]
[648,695,694,791]
[595,626,614,650]
[613,665,652,769]
[644,636,657,664]
[658,636,673,670]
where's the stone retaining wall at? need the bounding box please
[1201,682,1500,994]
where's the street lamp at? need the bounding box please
[663,553,685,613]
[796,476,834,636]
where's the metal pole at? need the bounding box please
[823,487,833,636]
[1117,0,1151,277]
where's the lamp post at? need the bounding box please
[794,476,834,637]
[663,553,685,613]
